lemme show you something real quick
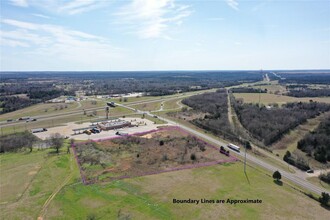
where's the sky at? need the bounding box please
[0,0,329,71]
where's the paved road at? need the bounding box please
[117,103,329,196]
[161,115,329,195]
[0,90,212,128]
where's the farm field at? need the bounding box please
[250,81,287,94]
[233,93,330,105]
[45,162,329,219]
[1,130,329,219]
[74,127,233,183]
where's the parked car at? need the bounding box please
[306,169,314,173]
[26,118,37,122]
[92,128,101,133]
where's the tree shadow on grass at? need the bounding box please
[273,180,283,186]
[320,204,330,211]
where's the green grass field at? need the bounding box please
[125,114,166,124]
[131,101,162,112]
[233,93,330,105]
[250,81,287,94]
[0,102,80,122]
[163,98,183,110]
[46,162,329,219]
[0,145,80,220]
[79,99,107,109]
[1,144,329,219]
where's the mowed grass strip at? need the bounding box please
[131,102,162,112]
[163,98,183,110]
[0,102,80,121]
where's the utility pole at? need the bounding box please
[244,142,247,173]
[105,106,109,120]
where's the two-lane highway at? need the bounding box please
[117,102,329,196]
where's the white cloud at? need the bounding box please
[31,13,51,19]
[1,19,124,68]
[0,38,30,47]
[226,0,239,11]
[116,0,192,39]
[2,19,39,30]
[59,0,104,15]
[0,29,51,46]
[9,0,28,7]
[11,0,107,15]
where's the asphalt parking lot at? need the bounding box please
[33,117,166,140]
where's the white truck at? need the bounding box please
[227,143,240,152]
[31,128,47,133]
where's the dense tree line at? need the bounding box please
[28,89,73,101]
[0,84,74,114]
[0,96,38,113]
[278,72,330,84]
[0,131,38,153]
[297,116,330,163]
[232,100,330,145]
[319,172,330,184]
[286,84,308,89]
[230,87,267,93]
[287,88,330,97]
[283,151,310,171]
[182,89,237,141]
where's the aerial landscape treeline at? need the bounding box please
[286,88,330,97]
[0,71,262,114]
[232,101,330,146]
[230,87,267,93]
[182,89,237,142]
[297,116,330,163]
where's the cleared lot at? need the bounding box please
[33,117,166,141]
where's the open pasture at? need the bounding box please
[233,93,330,105]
